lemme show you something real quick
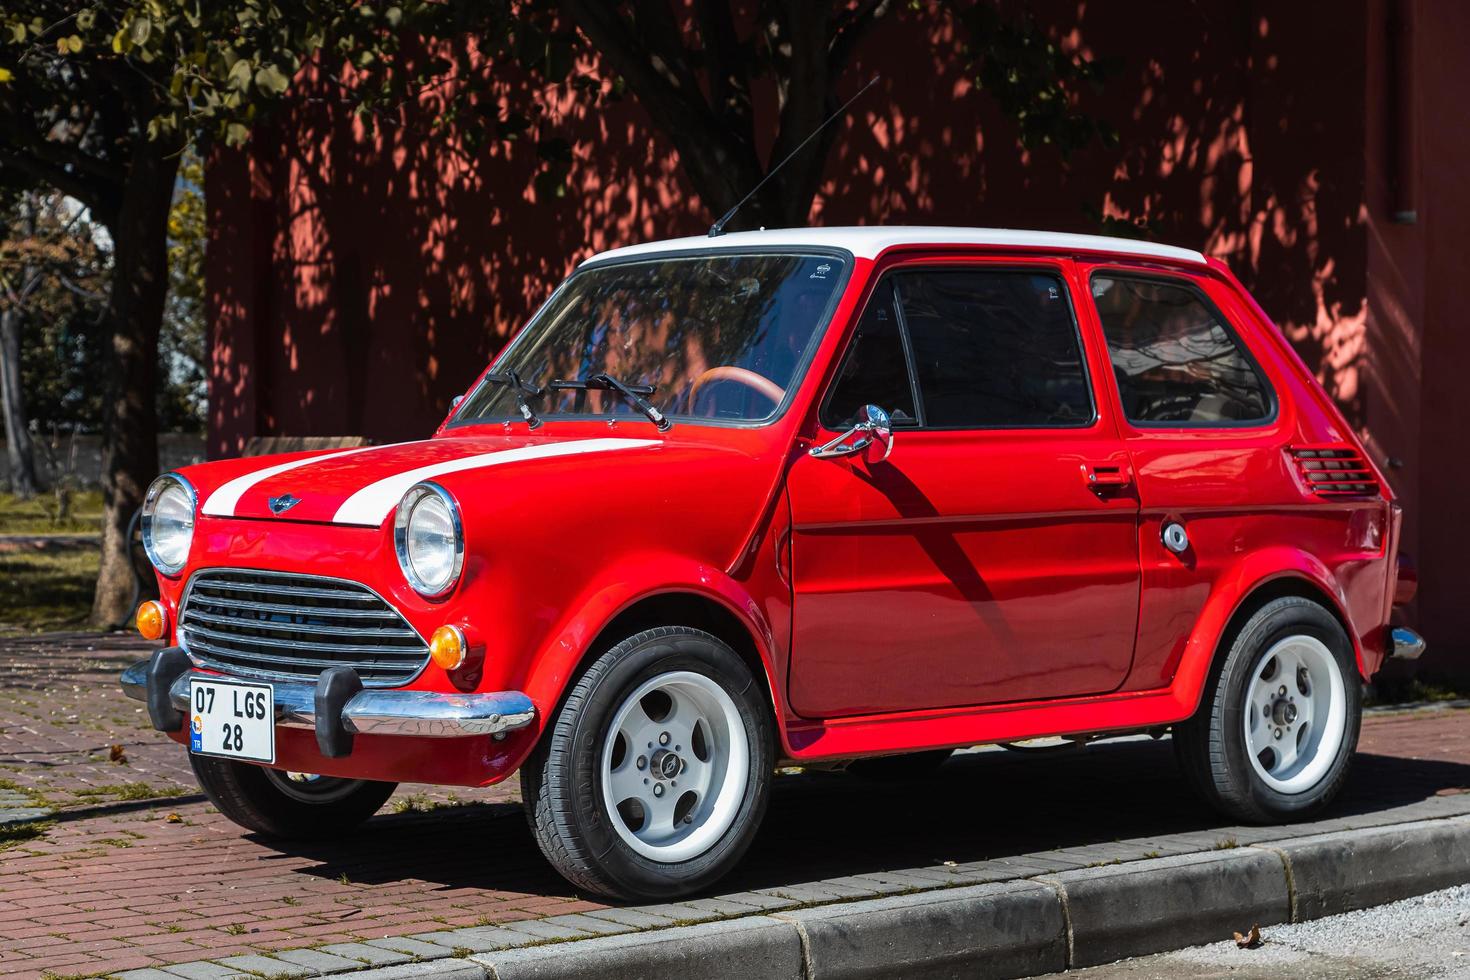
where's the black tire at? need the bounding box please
[522,627,774,900]
[189,754,397,838]
[1174,596,1361,823]
[848,749,953,781]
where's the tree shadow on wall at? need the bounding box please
[206,0,1370,453]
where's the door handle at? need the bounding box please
[1082,462,1132,492]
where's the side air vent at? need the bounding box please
[1289,446,1380,498]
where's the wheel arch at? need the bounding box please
[582,590,779,723]
[517,564,789,754]
[1177,553,1363,720]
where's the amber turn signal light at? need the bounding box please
[430,625,467,672]
[135,600,168,641]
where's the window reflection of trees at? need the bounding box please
[897,272,1091,426]
[1093,278,1269,424]
[459,255,838,424]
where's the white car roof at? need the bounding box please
[581,225,1207,267]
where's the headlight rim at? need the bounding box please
[141,473,198,577]
[393,481,465,600]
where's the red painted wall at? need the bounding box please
[206,1,1470,680]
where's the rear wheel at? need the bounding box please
[189,755,397,838]
[523,627,773,900]
[1174,596,1360,822]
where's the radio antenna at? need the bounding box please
[707,75,880,238]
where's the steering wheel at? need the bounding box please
[688,366,786,410]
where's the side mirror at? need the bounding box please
[809,404,894,461]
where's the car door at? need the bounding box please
[785,256,1143,718]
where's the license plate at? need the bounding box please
[189,679,274,763]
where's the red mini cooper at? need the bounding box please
[122,227,1422,899]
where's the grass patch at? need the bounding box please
[0,540,99,634]
[1368,675,1470,706]
[0,820,54,852]
[0,777,54,809]
[69,781,184,803]
[0,489,104,535]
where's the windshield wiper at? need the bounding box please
[481,370,545,429]
[549,373,671,431]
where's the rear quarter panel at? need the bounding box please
[1074,259,1395,695]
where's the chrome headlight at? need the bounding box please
[141,474,197,576]
[394,482,464,598]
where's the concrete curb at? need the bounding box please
[119,813,1470,980]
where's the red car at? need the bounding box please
[122,227,1422,899]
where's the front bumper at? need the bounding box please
[120,651,536,743]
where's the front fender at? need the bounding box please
[513,553,790,747]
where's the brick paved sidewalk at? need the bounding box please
[1,634,1467,979]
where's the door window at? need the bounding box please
[821,267,1093,429]
[1091,275,1272,425]
[823,280,918,427]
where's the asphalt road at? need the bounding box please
[1040,884,1470,979]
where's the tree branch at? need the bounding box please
[692,0,752,135]
[828,0,893,79]
[559,0,760,211]
[0,145,118,226]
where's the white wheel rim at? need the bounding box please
[1242,634,1347,794]
[599,670,750,863]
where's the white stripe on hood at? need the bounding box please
[200,444,400,518]
[331,438,660,526]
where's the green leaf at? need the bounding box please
[254,63,289,95]
[76,10,95,31]
[0,67,12,84]
[130,15,151,46]
[226,57,253,91]
[384,6,402,28]
[225,122,250,146]
[8,24,25,44]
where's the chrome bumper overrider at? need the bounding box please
[120,659,535,738]
[1389,626,1427,661]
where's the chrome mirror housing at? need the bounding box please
[809,403,894,461]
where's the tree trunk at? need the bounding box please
[0,306,38,498]
[90,139,181,628]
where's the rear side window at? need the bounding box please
[821,268,1093,430]
[1091,275,1272,425]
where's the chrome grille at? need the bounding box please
[179,569,429,687]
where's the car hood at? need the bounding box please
[192,435,664,527]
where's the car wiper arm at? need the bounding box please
[481,370,545,429]
[549,373,671,431]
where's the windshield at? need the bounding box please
[452,252,846,426]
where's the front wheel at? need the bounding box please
[523,627,773,900]
[1174,596,1361,822]
[189,755,397,838]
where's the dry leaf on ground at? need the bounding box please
[1233,924,1263,949]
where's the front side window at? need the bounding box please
[823,280,917,427]
[822,267,1093,429]
[1091,275,1272,425]
[454,253,845,426]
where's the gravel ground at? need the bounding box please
[1051,884,1470,979]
